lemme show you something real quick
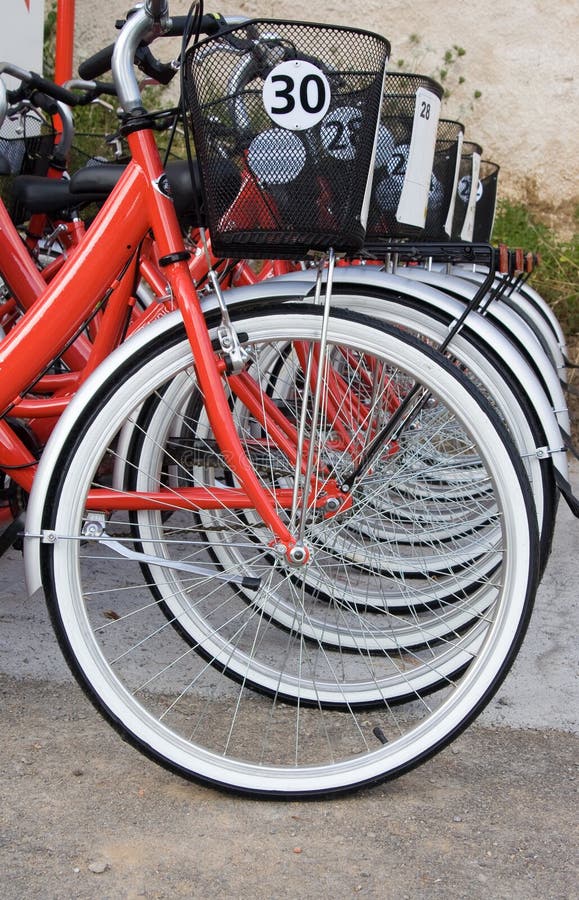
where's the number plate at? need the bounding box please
[262,60,332,131]
[396,87,441,228]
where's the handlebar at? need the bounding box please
[0,62,115,110]
[78,45,117,82]
[64,78,118,98]
[146,0,169,19]
[0,66,107,162]
[0,78,6,127]
[0,4,246,147]
[0,63,79,106]
[79,13,226,82]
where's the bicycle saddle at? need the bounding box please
[9,174,108,213]
[70,159,241,224]
[9,159,241,225]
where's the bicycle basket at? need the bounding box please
[422,119,464,240]
[183,20,390,259]
[365,72,443,246]
[472,159,500,242]
[0,108,56,225]
[451,139,483,241]
[0,108,55,177]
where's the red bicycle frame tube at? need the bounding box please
[54,0,75,87]
[0,197,91,369]
[0,127,295,546]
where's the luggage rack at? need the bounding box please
[359,240,539,275]
[360,239,498,269]
[356,240,542,358]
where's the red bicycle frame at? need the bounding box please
[0,125,307,547]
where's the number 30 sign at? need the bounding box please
[262,60,331,131]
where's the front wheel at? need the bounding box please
[37,303,539,797]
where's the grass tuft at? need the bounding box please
[492,199,579,336]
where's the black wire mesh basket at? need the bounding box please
[0,109,55,177]
[0,109,56,225]
[422,119,465,240]
[451,139,483,241]
[183,19,390,259]
[365,72,443,245]
[472,159,500,242]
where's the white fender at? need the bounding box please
[449,264,567,374]
[251,265,568,468]
[393,265,570,431]
[452,264,568,355]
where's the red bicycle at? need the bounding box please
[0,1,539,797]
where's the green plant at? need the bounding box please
[43,1,58,78]
[492,199,579,335]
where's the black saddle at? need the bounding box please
[9,159,240,226]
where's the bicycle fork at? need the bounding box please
[288,249,339,565]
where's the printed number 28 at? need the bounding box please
[420,101,431,120]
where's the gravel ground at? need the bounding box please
[1,681,577,900]
[0,462,577,898]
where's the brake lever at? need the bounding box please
[134,45,178,85]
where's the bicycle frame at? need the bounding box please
[0,124,304,548]
[0,193,282,440]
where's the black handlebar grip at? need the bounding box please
[29,90,60,116]
[163,13,226,37]
[92,81,118,97]
[78,44,115,81]
[78,13,223,82]
[28,71,78,105]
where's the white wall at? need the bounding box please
[2,0,45,79]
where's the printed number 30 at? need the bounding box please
[270,73,328,116]
[263,60,331,130]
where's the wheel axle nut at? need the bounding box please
[287,544,310,566]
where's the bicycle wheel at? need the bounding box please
[321,285,558,571]
[38,303,539,797]
[129,343,505,642]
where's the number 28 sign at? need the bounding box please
[262,61,332,131]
